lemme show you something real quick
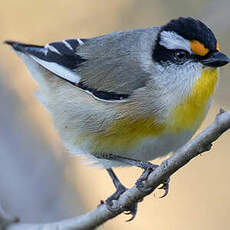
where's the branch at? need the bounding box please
[2,109,230,230]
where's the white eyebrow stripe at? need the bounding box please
[77,38,84,45]
[44,44,61,55]
[62,40,73,50]
[160,31,191,53]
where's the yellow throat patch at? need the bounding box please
[171,68,218,132]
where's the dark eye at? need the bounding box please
[173,50,189,63]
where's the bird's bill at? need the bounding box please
[201,51,230,67]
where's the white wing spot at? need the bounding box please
[77,38,84,46]
[30,56,81,83]
[63,40,73,50]
[45,44,61,55]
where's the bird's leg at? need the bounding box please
[95,153,158,169]
[105,168,138,221]
[96,153,170,197]
[110,155,169,197]
[106,168,126,203]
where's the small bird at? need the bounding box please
[5,17,229,220]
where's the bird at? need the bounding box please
[5,17,229,220]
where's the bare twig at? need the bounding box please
[2,109,230,230]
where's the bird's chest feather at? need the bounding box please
[169,68,218,132]
[92,117,165,152]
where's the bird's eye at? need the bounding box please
[173,50,189,63]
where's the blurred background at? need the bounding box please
[0,0,230,229]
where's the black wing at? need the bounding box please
[5,39,86,84]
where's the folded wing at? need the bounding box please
[5,39,85,84]
[6,29,151,102]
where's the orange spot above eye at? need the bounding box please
[216,41,220,51]
[190,40,209,56]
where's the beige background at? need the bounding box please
[0,0,230,229]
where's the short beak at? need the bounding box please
[201,51,230,67]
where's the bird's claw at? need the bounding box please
[105,183,126,212]
[124,202,138,222]
[105,184,139,221]
[136,164,170,198]
[158,177,170,198]
[135,166,156,194]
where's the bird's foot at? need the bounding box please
[105,168,140,220]
[105,182,139,221]
[135,162,170,198]
[105,182,126,211]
